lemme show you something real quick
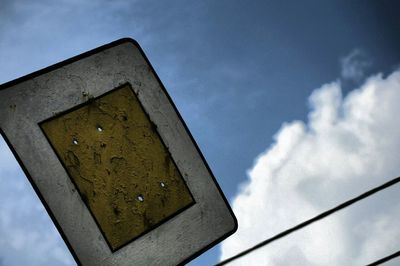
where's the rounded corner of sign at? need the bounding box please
[221,209,238,237]
[230,212,239,234]
[118,37,141,49]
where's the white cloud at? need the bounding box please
[220,69,400,265]
[340,49,371,82]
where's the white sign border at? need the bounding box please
[0,38,237,266]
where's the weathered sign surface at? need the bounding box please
[0,38,237,265]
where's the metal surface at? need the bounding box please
[0,38,237,265]
[41,84,194,251]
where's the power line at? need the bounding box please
[366,250,400,266]
[216,176,400,266]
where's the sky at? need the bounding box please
[0,1,400,265]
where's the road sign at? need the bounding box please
[0,38,237,265]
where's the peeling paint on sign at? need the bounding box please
[41,83,194,251]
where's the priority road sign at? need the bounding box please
[0,38,237,265]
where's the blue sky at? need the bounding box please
[1,1,400,265]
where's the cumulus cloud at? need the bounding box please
[221,69,400,265]
[340,49,371,82]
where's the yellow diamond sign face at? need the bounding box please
[0,39,237,265]
[41,84,194,251]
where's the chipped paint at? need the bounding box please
[41,84,194,251]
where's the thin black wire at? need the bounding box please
[366,250,400,266]
[216,176,400,266]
